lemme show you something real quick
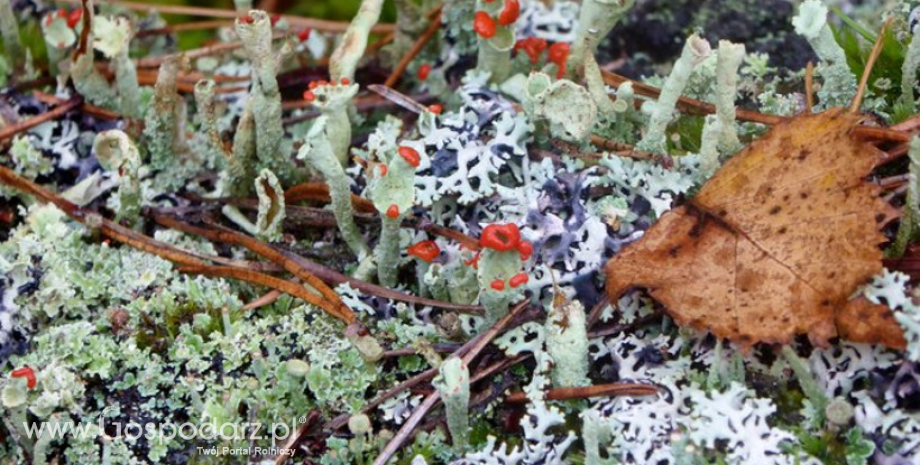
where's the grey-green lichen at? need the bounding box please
[0,0,23,67]
[143,55,185,171]
[792,0,857,109]
[476,247,524,325]
[93,130,143,228]
[714,40,745,154]
[636,34,712,154]
[329,0,385,82]
[545,298,589,388]
[891,136,920,257]
[366,124,419,287]
[475,0,515,84]
[568,0,635,78]
[434,357,470,451]
[297,107,370,259]
[235,10,296,184]
[70,2,120,111]
[95,15,142,119]
[254,168,286,242]
[525,72,597,142]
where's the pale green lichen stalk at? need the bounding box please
[477,248,524,325]
[254,169,286,242]
[525,72,597,142]
[636,34,712,154]
[902,13,920,113]
[434,357,470,451]
[193,79,230,160]
[41,12,76,75]
[475,0,514,83]
[344,323,384,362]
[890,136,920,257]
[792,0,857,109]
[93,130,143,229]
[367,146,418,287]
[236,10,294,184]
[581,409,611,465]
[70,1,119,111]
[297,90,370,258]
[545,299,589,388]
[568,0,635,78]
[144,55,185,171]
[330,0,385,82]
[0,0,23,68]
[714,40,745,154]
[94,15,141,119]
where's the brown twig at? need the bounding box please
[0,97,82,142]
[32,91,119,121]
[152,214,355,323]
[55,0,395,33]
[383,7,443,88]
[504,382,660,404]
[0,165,244,270]
[372,301,529,465]
[152,212,481,313]
[851,18,892,114]
[136,20,233,37]
[284,181,377,213]
[600,71,788,125]
[854,125,912,143]
[242,289,283,310]
[178,265,349,321]
[367,84,429,114]
[805,61,814,113]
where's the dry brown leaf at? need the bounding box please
[605,109,906,349]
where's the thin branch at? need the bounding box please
[0,97,82,142]
[152,214,355,323]
[600,71,788,125]
[178,265,350,321]
[55,0,395,33]
[372,301,528,465]
[504,382,660,404]
[851,18,891,114]
[805,61,814,113]
[383,7,442,88]
[32,91,118,120]
[242,289,283,310]
[152,213,482,314]
[136,19,233,37]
